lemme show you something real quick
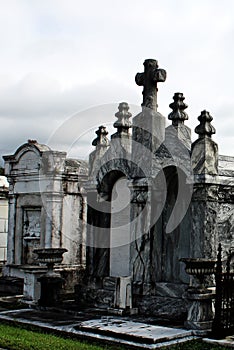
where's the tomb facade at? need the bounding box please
[3,140,88,301]
[84,59,234,320]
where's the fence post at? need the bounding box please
[212,243,223,337]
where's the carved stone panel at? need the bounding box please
[16,151,40,173]
[23,208,41,264]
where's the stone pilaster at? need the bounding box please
[132,110,166,178]
[191,111,219,259]
[129,178,152,294]
[191,185,219,259]
[6,193,16,264]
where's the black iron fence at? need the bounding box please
[212,244,234,338]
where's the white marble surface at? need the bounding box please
[78,318,192,343]
[0,309,195,349]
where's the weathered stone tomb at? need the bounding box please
[84,59,234,321]
[3,140,88,301]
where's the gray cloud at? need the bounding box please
[1,0,234,162]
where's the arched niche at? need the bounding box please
[152,166,192,284]
[87,169,131,278]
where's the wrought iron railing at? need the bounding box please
[213,244,234,338]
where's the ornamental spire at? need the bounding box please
[112,102,132,138]
[168,93,188,126]
[92,126,109,148]
[195,110,216,138]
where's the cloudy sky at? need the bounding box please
[0,0,234,163]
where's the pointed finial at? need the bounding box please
[112,102,132,137]
[195,110,216,138]
[168,93,188,126]
[92,126,109,147]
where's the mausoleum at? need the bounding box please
[83,59,234,321]
[3,140,88,301]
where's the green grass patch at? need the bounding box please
[0,323,123,350]
[0,323,231,350]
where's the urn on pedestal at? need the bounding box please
[180,258,216,332]
[34,248,67,307]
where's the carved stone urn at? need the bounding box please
[180,258,216,293]
[34,248,67,277]
[33,248,67,306]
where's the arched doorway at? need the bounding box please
[86,170,131,279]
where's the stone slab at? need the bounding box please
[0,308,196,349]
[77,318,193,344]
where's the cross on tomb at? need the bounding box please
[135,59,166,112]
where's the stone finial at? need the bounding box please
[92,126,109,148]
[191,110,218,175]
[135,59,166,111]
[168,93,188,126]
[113,102,132,136]
[195,110,216,138]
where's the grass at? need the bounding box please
[0,323,232,350]
[0,323,123,350]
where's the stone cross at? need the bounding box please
[135,59,167,112]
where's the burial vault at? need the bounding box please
[84,59,234,319]
[3,140,88,301]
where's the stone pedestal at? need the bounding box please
[34,247,67,307]
[38,275,64,306]
[184,290,214,332]
[114,276,132,309]
[108,276,138,315]
[21,266,47,303]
